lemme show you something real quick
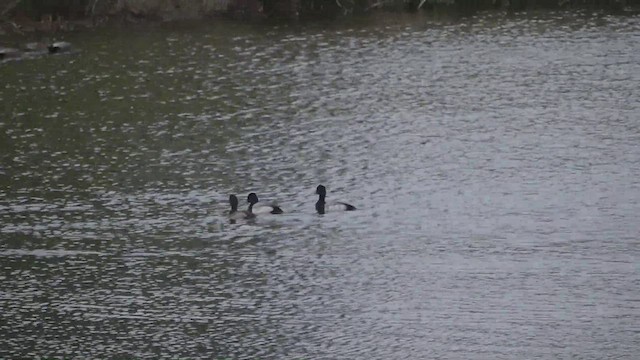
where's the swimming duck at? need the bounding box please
[315,185,356,214]
[48,41,72,54]
[228,194,254,221]
[0,47,22,60]
[247,193,283,215]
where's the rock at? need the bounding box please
[23,42,49,52]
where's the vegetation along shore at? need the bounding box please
[1,0,639,35]
[1,0,638,61]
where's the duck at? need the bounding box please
[315,185,356,214]
[228,194,254,221]
[47,41,72,54]
[247,193,283,215]
[0,47,22,60]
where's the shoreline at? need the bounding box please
[2,0,638,38]
[2,3,639,62]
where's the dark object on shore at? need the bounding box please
[48,41,71,54]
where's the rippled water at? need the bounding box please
[1,10,639,359]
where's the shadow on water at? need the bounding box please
[1,10,640,359]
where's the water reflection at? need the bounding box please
[1,11,640,359]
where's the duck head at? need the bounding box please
[229,195,239,212]
[247,192,259,205]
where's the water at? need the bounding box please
[1,10,639,359]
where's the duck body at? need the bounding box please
[252,204,284,215]
[48,41,72,54]
[247,193,283,215]
[315,201,356,214]
[228,194,254,221]
[315,185,356,214]
[0,47,22,60]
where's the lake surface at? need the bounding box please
[1,10,639,359]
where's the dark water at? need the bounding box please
[1,10,639,359]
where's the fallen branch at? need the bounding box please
[4,20,24,35]
[365,1,383,11]
[1,0,23,18]
[87,0,101,16]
